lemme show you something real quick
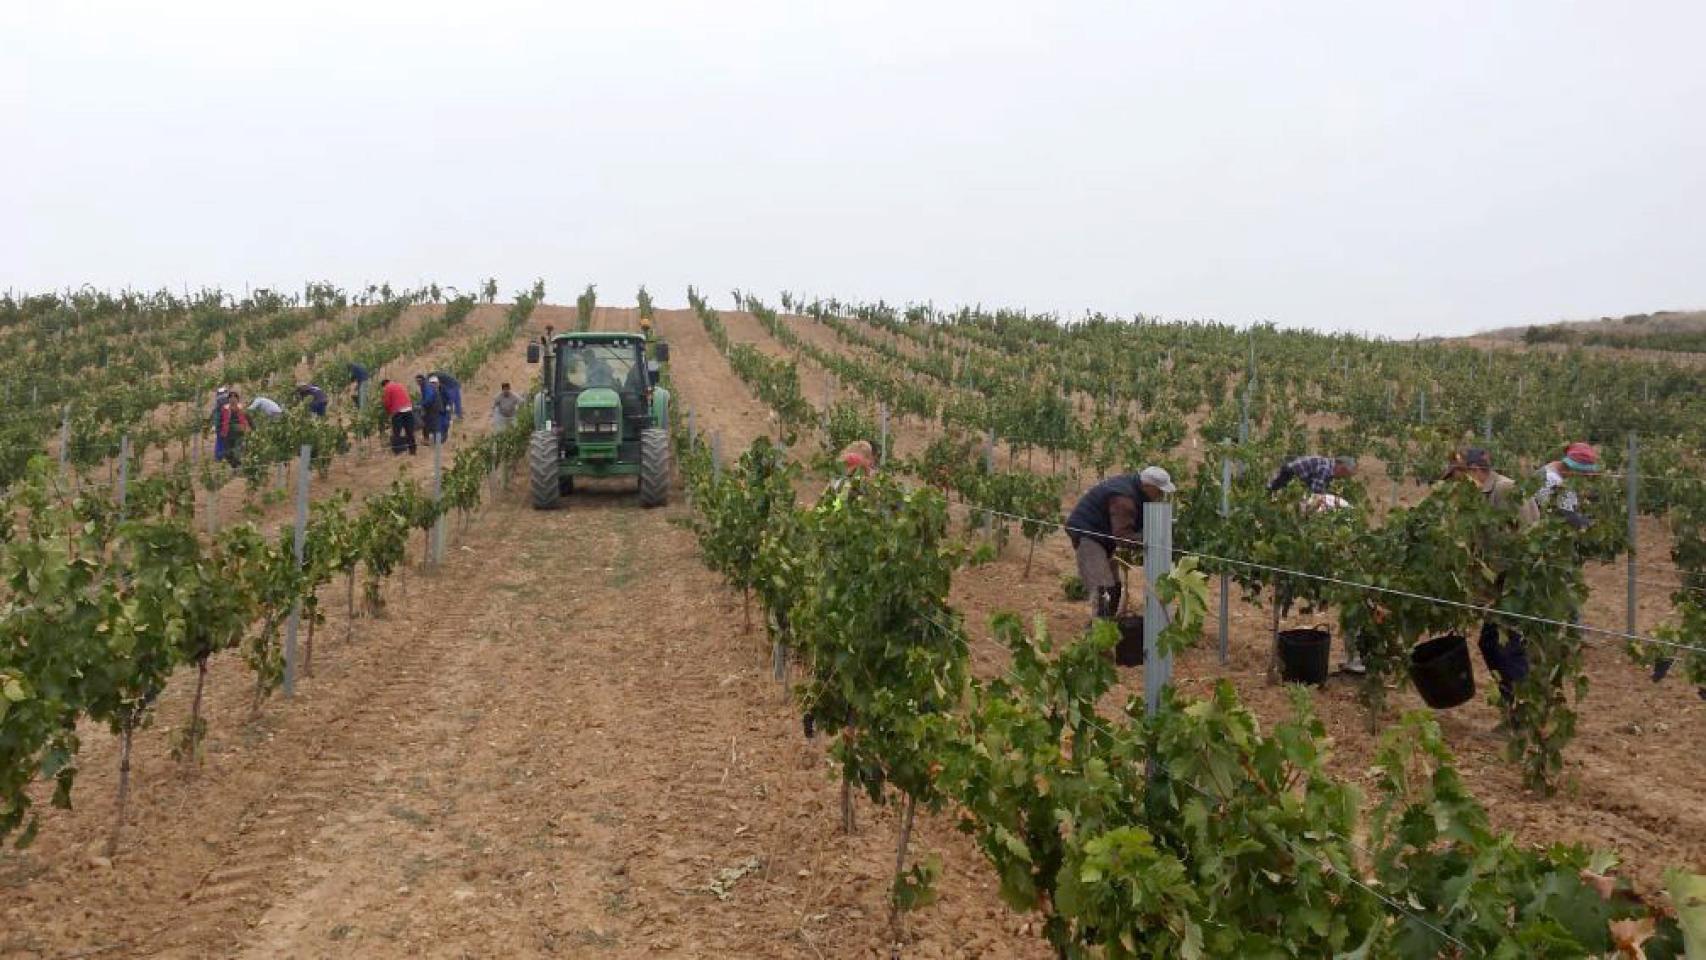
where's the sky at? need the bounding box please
[3,1,1703,337]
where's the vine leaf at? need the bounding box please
[1669,869,1706,959]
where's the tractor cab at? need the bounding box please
[524,332,672,509]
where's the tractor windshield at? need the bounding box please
[560,342,643,393]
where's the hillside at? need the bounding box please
[1478,308,1706,349]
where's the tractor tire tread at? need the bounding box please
[529,429,560,510]
[639,427,670,508]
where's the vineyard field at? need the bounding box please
[4,290,1704,958]
[661,303,1706,885]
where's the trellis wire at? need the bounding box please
[957,501,1706,659]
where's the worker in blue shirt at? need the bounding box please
[295,383,328,417]
[429,370,464,420]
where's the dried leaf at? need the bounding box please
[1581,869,1618,901]
[1608,917,1654,959]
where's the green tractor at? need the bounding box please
[525,331,672,509]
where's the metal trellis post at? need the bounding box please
[1143,500,1174,718]
[58,405,70,479]
[1219,458,1231,664]
[879,403,889,465]
[1627,433,1638,638]
[283,444,311,698]
[116,436,131,522]
[432,434,445,564]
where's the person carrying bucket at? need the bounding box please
[1295,492,1366,673]
[1442,447,1527,709]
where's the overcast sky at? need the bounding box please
[4,2,1702,337]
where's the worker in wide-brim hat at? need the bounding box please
[1527,441,1599,529]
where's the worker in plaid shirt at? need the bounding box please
[1267,455,1357,494]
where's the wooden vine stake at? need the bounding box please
[888,793,918,939]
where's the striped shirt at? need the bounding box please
[1268,456,1337,494]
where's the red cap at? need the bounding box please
[1562,442,1600,473]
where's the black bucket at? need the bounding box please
[1114,615,1145,667]
[1409,634,1476,709]
[1277,628,1331,685]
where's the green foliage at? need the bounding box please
[576,284,597,331]
[818,402,878,469]
[968,470,1063,554]
[792,474,967,807]
[681,359,1704,954]
[1154,556,1210,656]
[356,478,418,614]
[1368,712,1685,956]
[689,293,816,442]
[892,853,943,912]
[0,461,107,844]
[687,438,795,608]
[936,613,1686,957]
[1670,869,1706,958]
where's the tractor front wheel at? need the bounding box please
[528,429,560,510]
[639,427,670,508]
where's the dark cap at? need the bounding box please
[1440,447,1492,482]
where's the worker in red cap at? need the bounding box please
[1526,441,1599,528]
[839,440,875,474]
[825,440,876,501]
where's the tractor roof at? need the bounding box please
[552,332,645,344]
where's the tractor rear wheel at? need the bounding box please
[639,427,670,508]
[528,429,560,510]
